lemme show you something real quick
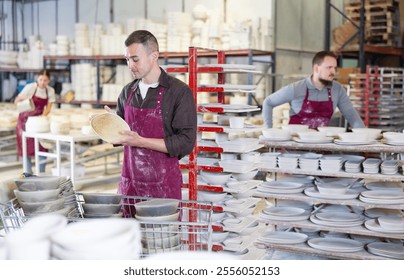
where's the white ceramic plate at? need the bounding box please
[258,231,308,245]
[359,195,404,205]
[310,215,364,227]
[307,237,363,253]
[334,139,377,145]
[315,211,364,223]
[364,219,404,234]
[360,190,404,200]
[304,187,360,200]
[367,242,404,259]
[263,206,306,217]
[293,137,333,144]
[91,113,130,143]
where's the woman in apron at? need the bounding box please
[15,70,56,174]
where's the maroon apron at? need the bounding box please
[118,85,182,216]
[16,86,49,157]
[289,87,333,129]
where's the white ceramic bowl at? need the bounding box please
[232,170,259,181]
[232,187,257,199]
[14,189,61,203]
[383,132,404,142]
[240,152,260,163]
[316,182,348,195]
[317,126,346,137]
[337,132,369,142]
[262,128,290,139]
[281,124,309,134]
[14,176,61,191]
[19,197,65,215]
[197,190,227,203]
[200,171,232,185]
[351,128,382,139]
[297,131,327,141]
[377,216,404,230]
[229,117,245,129]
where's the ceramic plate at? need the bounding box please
[91,113,130,143]
[304,187,360,200]
[310,215,364,227]
[263,206,306,217]
[258,231,308,245]
[364,219,404,234]
[293,137,333,144]
[334,139,377,146]
[315,211,364,223]
[307,237,363,253]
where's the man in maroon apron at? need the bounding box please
[262,51,364,129]
[108,30,197,216]
[15,70,55,173]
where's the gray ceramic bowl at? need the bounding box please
[19,197,65,215]
[14,176,61,191]
[14,188,61,203]
[82,203,122,215]
[134,198,179,217]
[82,193,123,204]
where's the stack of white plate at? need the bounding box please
[344,155,365,173]
[294,131,333,144]
[319,155,344,172]
[257,181,306,195]
[380,160,399,175]
[261,128,291,141]
[260,152,279,168]
[364,208,404,218]
[377,216,404,232]
[365,181,403,192]
[359,190,404,204]
[364,218,404,234]
[299,153,321,171]
[310,211,364,227]
[367,242,404,259]
[257,230,308,245]
[307,237,363,253]
[278,153,300,169]
[259,206,310,222]
[382,132,404,146]
[362,158,381,174]
[304,186,360,200]
[51,219,141,259]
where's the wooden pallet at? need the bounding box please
[346,0,398,6]
[366,25,401,36]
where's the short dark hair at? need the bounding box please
[38,69,50,79]
[312,51,338,67]
[124,30,159,53]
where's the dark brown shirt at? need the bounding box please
[116,68,197,159]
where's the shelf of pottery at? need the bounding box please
[255,125,404,260]
[178,47,270,259]
[349,65,404,131]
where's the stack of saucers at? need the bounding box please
[380,160,399,175]
[362,158,382,174]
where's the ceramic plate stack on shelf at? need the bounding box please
[259,206,310,222]
[382,132,404,146]
[310,211,365,227]
[359,190,404,205]
[256,181,306,195]
[304,185,360,200]
[257,230,308,245]
[317,126,346,137]
[365,181,403,192]
[260,152,280,169]
[364,216,404,235]
[364,207,404,218]
[307,237,364,253]
[277,153,300,170]
[335,132,377,146]
[367,242,404,259]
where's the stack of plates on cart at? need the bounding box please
[310,211,365,227]
[256,181,306,195]
[367,242,404,259]
[319,155,344,172]
[256,230,308,245]
[298,153,321,171]
[50,218,142,259]
[307,237,363,253]
[259,206,310,222]
[343,155,365,173]
[362,158,382,174]
[277,153,300,170]
[380,160,399,175]
[359,190,404,205]
[260,152,280,169]
[13,176,79,217]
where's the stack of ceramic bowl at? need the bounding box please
[380,160,399,175]
[260,152,280,168]
[81,193,123,218]
[351,128,382,140]
[317,126,346,137]
[25,116,49,133]
[277,153,300,169]
[343,155,365,173]
[13,176,76,217]
[134,199,181,254]
[295,131,332,144]
[281,124,309,136]
[319,155,344,172]
[382,132,404,146]
[362,158,382,174]
[261,128,291,141]
[50,218,141,259]
[298,153,321,171]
